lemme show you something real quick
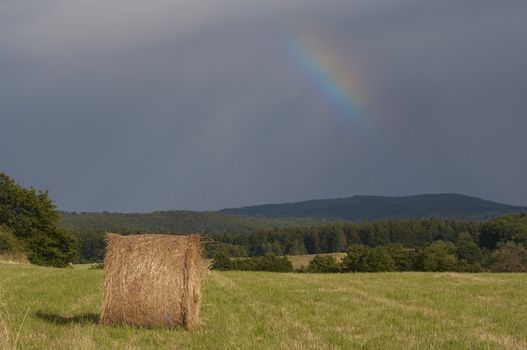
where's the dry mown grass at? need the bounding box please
[0,292,28,350]
[1,262,526,349]
[0,253,28,265]
[0,302,10,350]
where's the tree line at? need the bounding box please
[75,213,527,270]
[1,171,526,271]
[212,240,527,273]
[206,219,482,257]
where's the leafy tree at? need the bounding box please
[307,255,341,273]
[327,228,347,252]
[0,225,25,255]
[304,231,322,254]
[341,245,368,272]
[361,247,396,272]
[77,231,106,263]
[287,239,307,255]
[211,252,233,271]
[341,245,396,272]
[480,214,527,249]
[214,254,293,272]
[455,237,484,264]
[203,241,248,259]
[490,242,527,272]
[0,173,77,266]
[418,241,458,272]
[384,244,416,271]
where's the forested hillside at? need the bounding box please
[210,218,483,257]
[220,194,526,221]
[60,211,334,235]
[60,196,527,264]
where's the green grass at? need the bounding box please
[1,262,526,349]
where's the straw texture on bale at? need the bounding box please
[100,234,202,329]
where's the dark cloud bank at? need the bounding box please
[1,0,526,212]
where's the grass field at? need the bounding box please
[1,262,526,349]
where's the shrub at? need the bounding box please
[384,244,416,271]
[204,242,248,259]
[341,245,368,272]
[456,261,483,273]
[480,213,527,249]
[211,253,233,271]
[213,254,293,272]
[490,242,527,272]
[361,247,396,272]
[341,245,396,272]
[307,255,340,273]
[455,238,484,265]
[418,241,458,272]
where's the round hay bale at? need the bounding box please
[100,233,203,329]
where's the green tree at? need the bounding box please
[327,228,347,252]
[384,244,416,271]
[341,245,368,272]
[307,255,341,273]
[304,231,322,254]
[211,252,233,271]
[0,225,25,257]
[362,247,396,272]
[418,241,458,272]
[455,237,484,272]
[480,214,527,249]
[287,239,307,255]
[0,173,77,266]
[455,237,483,264]
[228,254,293,272]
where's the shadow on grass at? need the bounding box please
[35,311,99,325]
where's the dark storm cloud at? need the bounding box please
[1,0,526,211]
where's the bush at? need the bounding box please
[341,245,368,272]
[455,238,484,265]
[480,213,527,249]
[211,253,233,271]
[384,244,416,271]
[212,254,293,272]
[418,241,458,272]
[307,255,340,273]
[77,231,106,263]
[490,242,527,272]
[361,247,396,272]
[456,261,483,273]
[341,245,396,272]
[204,242,248,259]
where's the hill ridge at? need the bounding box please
[218,193,526,221]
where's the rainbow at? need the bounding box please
[288,33,368,126]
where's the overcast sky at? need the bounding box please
[1,0,526,212]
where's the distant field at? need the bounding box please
[1,263,526,349]
[287,253,347,269]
